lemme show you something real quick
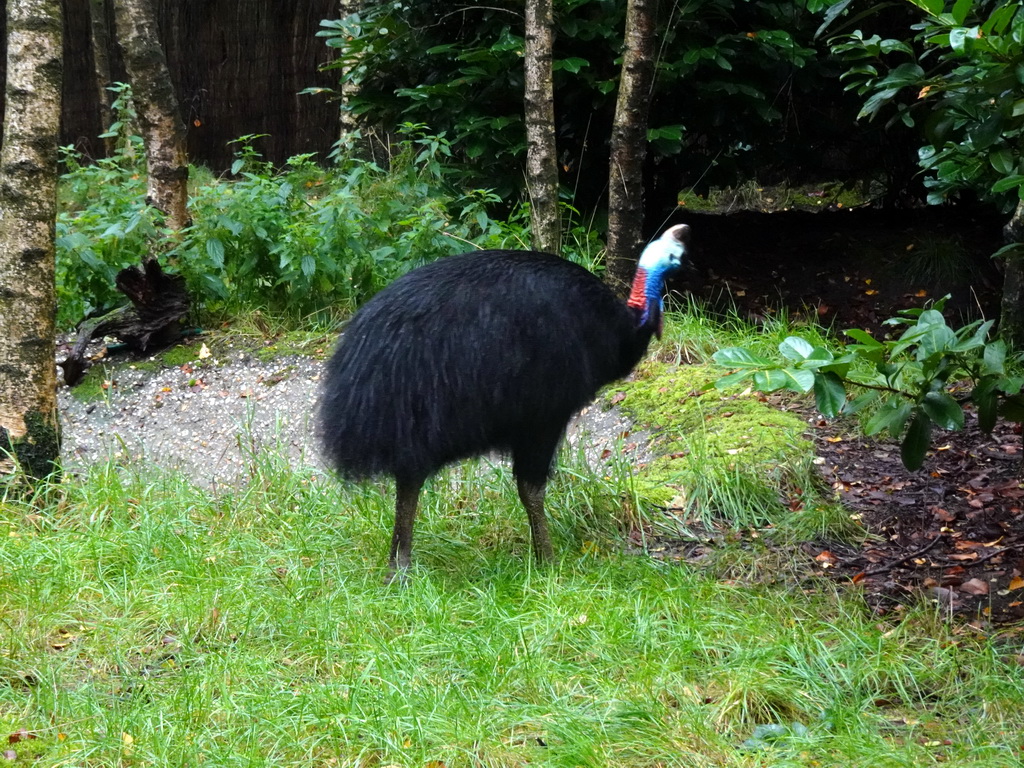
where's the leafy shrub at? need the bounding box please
[713,300,1024,470]
[55,85,164,327]
[56,122,528,326]
[172,126,508,318]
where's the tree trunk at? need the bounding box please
[524,0,560,255]
[0,0,63,480]
[605,0,657,294]
[90,0,116,155]
[337,0,370,156]
[112,0,189,231]
[1000,199,1024,350]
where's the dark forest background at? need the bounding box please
[1,1,341,170]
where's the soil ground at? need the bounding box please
[685,205,1024,628]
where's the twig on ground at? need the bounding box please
[857,534,946,578]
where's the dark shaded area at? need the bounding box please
[1,0,341,170]
[655,203,1022,626]
[673,204,1007,333]
[60,259,190,386]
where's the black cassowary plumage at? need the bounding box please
[319,225,689,580]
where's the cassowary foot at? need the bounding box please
[383,563,409,586]
[516,476,554,564]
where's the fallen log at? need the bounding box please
[59,258,191,386]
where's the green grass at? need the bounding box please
[16,304,1024,765]
[2,444,1023,767]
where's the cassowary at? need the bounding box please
[319,224,689,580]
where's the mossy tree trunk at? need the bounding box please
[336,0,373,158]
[605,0,656,295]
[112,0,189,232]
[1001,199,1024,350]
[0,0,63,480]
[524,0,560,255]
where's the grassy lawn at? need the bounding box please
[2,455,1022,766]
[4,310,1024,766]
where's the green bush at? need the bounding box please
[55,86,164,327]
[55,123,532,327]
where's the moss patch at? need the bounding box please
[610,361,814,527]
[68,364,112,403]
[679,181,868,214]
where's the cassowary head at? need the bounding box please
[627,224,689,337]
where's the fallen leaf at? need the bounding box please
[960,578,990,596]
[1009,576,1024,591]
[7,730,36,744]
[198,343,212,359]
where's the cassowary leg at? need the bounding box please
[516,475,553,565]
[387,476,424,584]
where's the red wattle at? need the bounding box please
[627,268,648,310]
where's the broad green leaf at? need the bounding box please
[754,367,815,393]
[921,391,964,431]
[553,57,589,74]
[814,372,847,418]
[712,347,773,368]
[779,336,816,361]
[906,0,943,15]
[973,380,998,433]
[901,410,932,471]
[983,340,1007,375]
[969,112,1004,150]
[999,376,1024,396]
[951,0,972,26]
[844,328,883,347]
[843,389,881,415]
[714,370,753,391]
[991,175,1024,193]
[206,237,225,268]
[990,147,1017,175]
[865,399,913,437]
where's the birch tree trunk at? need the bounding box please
[337,0,367,154]
[113,0,189,231]
[1000,199,1024,350]
[0,0,63,480]
[524,0,560,255]
[605,0,656,294]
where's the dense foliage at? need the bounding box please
[831,0,1024,212]
[55,123,548,328]
[318,0,870,210]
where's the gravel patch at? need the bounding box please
[58,343,651,489]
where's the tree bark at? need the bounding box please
[90,0,116,155]
[0,0,63,480]
[524,0,560,255]
[112,0,189,231]
[337,0,370,156]
[605,0,657,294]
[1000,199,1024,350]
